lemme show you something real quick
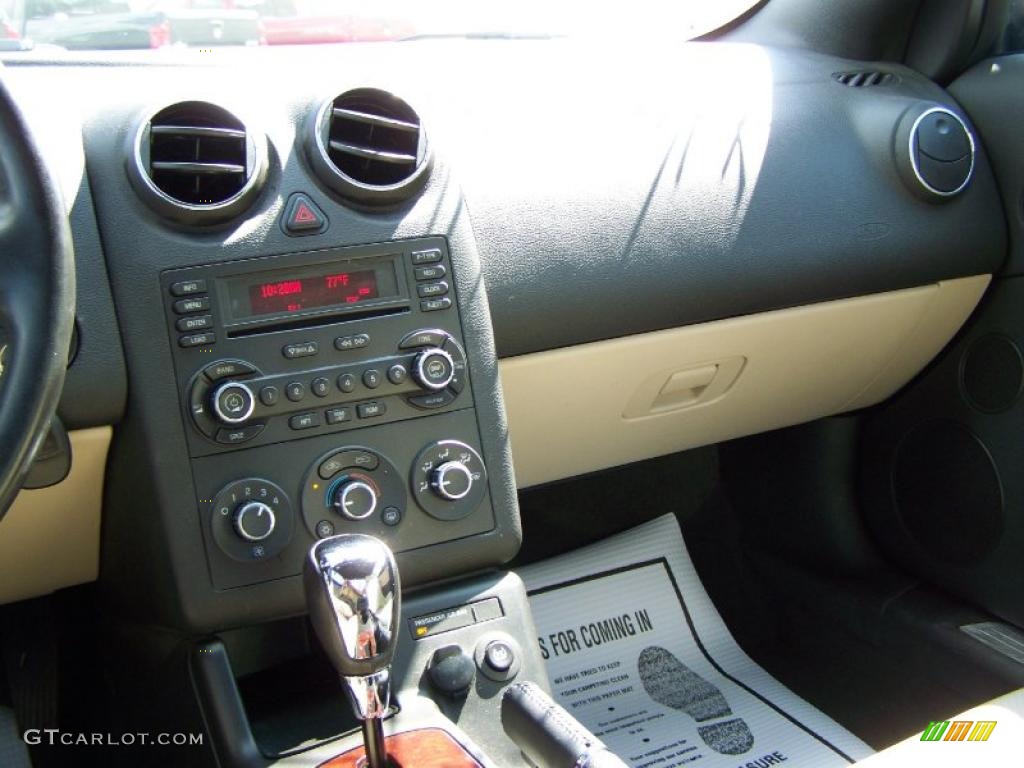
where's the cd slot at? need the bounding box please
[226,305,410,338]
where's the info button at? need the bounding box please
[283,341,318,359]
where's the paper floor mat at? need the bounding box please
[520,515,873,767]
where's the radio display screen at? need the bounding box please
[222,258,400,323]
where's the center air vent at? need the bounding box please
[308,88,432,207]
[833,70,898,87]
[128,101,267,225]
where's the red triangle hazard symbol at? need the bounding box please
[293,202,318,224]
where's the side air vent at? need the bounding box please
[833,70,898,87]
[128,101,267,225]
[308,88,431,207]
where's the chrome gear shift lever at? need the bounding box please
[304,534,401,768]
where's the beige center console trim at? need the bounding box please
[500,276,990,488]
[0,426,111,605]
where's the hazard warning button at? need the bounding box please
[281,192,327,236]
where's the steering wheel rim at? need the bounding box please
[0,71,75,519]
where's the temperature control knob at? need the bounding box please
[233,501,276,542]
[332,479,379,521]
[431,461,474,501]
[211,381,255,425]
[412,348,455,392]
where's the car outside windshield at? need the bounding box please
[3,0,762,50]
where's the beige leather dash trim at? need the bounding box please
[500,276,990,488]
[0,426,111,605]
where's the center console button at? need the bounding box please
[179,331,216,348]
[337,373,356,393]
[357,401,385,419]
[211,381,255,425]
[286,382,305,402]
[387,364,407,385]
[170,279,207,297]
[325,406,353,425]
[283,341,318,359]
[173,296,210,314]
[259,385,279,406]
[421,297,452,312]
[399,329,448,349]
[381,506,402,526]
[352,333,370,349]
[176,314,213,333]
[411,248,442,265]
[414,265,446,281]
[311,377,330,397]
[215,423,265,445]
[408,390,455,409]
[204,360,257,382]
[289,412,320,430]
[417,281,449,298]
[483,640,515,673]
[362,369,381,389]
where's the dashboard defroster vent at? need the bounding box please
[128,101,267,225]
[833,70,897,87]
[308,88,431,207]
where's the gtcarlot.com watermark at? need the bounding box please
[24,729,203,747]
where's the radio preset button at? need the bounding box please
[414,265,446,281]
[417,281,449,298]
[387,364,407,385]
[173,296,210,314]
[286,382,306,402]
[289,412,321,430]
[179,332,216,348]
[336,373,356,393]
[283,341,318,359]
[421,297,452,312]
[311,377,330,397]
[259,386,279,406]
[357,402,386,420]
[399,329,449,349]
[325,406,353,425]
[411,248,442,265]
[362,369,381,389]
[212,381,255,425]
[215,423,265,444]
[176,314,213,333]
[170,279,207,297]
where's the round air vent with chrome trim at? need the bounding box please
[128,101,267,225]
[895,104,976,201]
[307,88,432,207]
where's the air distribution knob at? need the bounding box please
[412,348,455,392]
[332,479,379,521]
[211,380,256,425]
[431,461,474,501]
[233,501,276,542]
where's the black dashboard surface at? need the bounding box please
[3,39,1008,423]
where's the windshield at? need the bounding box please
[1,0,761,51]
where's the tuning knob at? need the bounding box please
[332,479,379,521]
[211,381,256,425]
[233,501,276,542]
[412,348,455,392]
[431,461,474,501]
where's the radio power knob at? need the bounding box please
[211,381,256,426]
[233,501,276,542]
[431,461,474,501]
[412,348,455,392]
[332,480,379,521]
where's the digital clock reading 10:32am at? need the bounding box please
[248,269,379,315]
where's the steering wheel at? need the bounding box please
[0,73,75,519]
